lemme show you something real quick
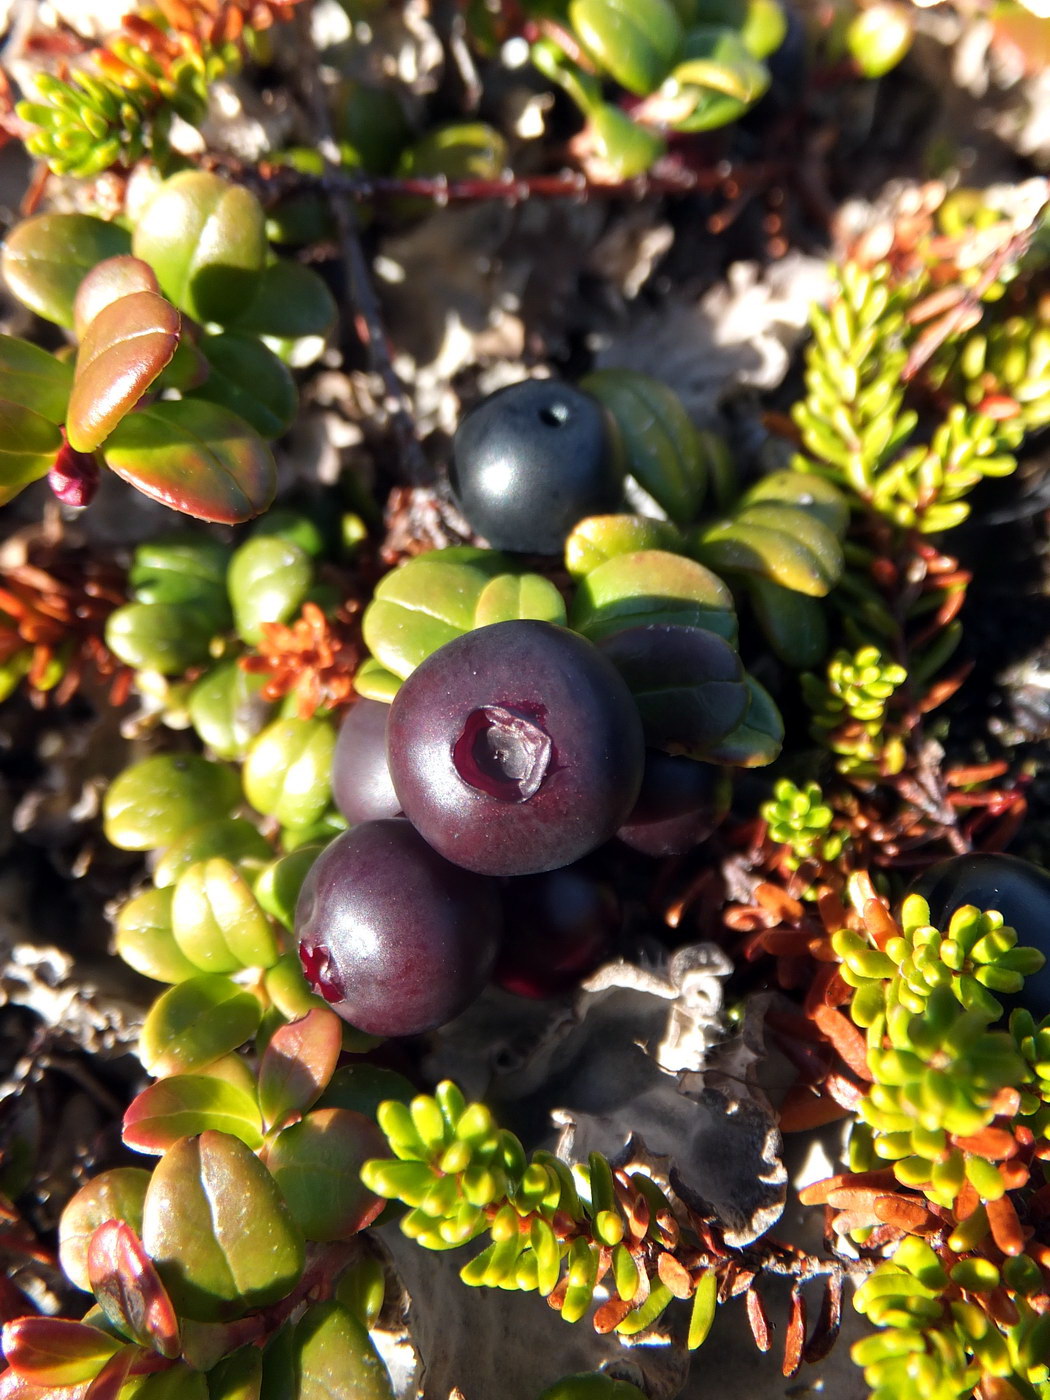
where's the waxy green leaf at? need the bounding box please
[66,290,181,453]
[254,848,323,934]
[565,514,683,578]
[105,601,217,676]
[0,335,73,423]
[130,534,231,612]
[115,887,200,985]
[87,1220,181,1358]
[570,549,737,641]
[123,1075,264,1154]
[0,399,63,504]
[747,576,828,669]
[581,370,706,522]
[291,1302,394,1400]
[103,754,240,851]
[170,858,279,974]
[228,259,337,342]
[142,1132,305,1322]
[154,818,272,891]
[132,173,267,325]
[570,0,684,93]
[268,1108,386,1241]
[192,333,297,440]
[227,536,313,646]
[206,1346,263,1400]
[242,717,335,830]
[703,674,783,767]
[694,503,843,596]
[2,213,131,328]
[598,623,747,755]
[139,975,262,1078]
[188,660,273,760]
[103,399,276,524]
[58,1167,151,1293]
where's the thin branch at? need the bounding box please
[293,14,428,485]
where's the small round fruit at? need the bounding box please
[387,620,645,877]
[494,864,619,998]
[331,699,401,824]
[295,819,501,1036]
[450,380,625,555]
[617,751,730,857]
[909,852,1050,1017]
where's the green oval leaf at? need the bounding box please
[1,213,131,328]
[740,470,849,536]
[242,717,336,829]
[0,398,63,504]
[115,887,201,985]
[171,858,280,974]
[188,661,274,760]
[227,536,313,646]
[580,370,706,522]
[105,601,217,675]
[207,1346,263,1400]
[570,0,684,93]
[291,1302,394,1400]
[139,975,262,1078]
[228,260,337,342]
[0,335,73,423]
[142,1132,304,1322]
[154,818,272,891]
[703,674,783,766]
[130,534,232,611]
[58,1167,151,1293]
[598,623,747,755]
[846,1,913,76]
[747,576,828,668]
[268,1108,386,1242]
[191,333,297,439]
[132,173,268,325]
[103,754,241,851]
[472,572,567,629]
[103,399,276,524]
[694,505,842,595]
[73,255,160,342]
[123,1076,264,1154]
[569,549,737,641]
[565,514,683,578]
[254,848,323,934]
[352,657,401,703]
[66,290,181,453]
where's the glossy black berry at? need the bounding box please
[909,852,1050,1018]
[617,751,730,857]
[331,699,401,825]
[449,380,626,555]
[387,619,645,877]
[295,819,501,1036]
[494,863,620,998]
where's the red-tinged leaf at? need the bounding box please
[73,257,160,342]
[656,1252,693,1300]
[1,1317,121,1386]
[258,1008,342,1133]
[83,1346,135,1400]
[777,1085,851,1133]
[266,1109,386,1243]
[123,1075,263,1155]
[810,1004,873,1081]
[798,1170,897,1206]
[0,1370,92,1400]
[87,1221,181,1358]
[66,291,180,453]
[986,1194,1025,1257]
[745,1288,772,1352]
[782,1284,806,1378]
[803,1273,842,1364]
[873,1195,935,1234]
[592,1297,635,1333]
[102,399,276,524]
[955,1127,1019,1160]
[0,399,63,505]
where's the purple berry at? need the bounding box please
[331,699,401,825]
[295,819,501,1036]
[494,864,619,998]
[617,751,730,857]
[386,620,645,877]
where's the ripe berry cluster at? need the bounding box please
[295,381,726,1037]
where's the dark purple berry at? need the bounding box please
[617,751,730,857]
[387,620,645,877]
[909,852,1050,1018]
[295,819,501,1036]
[494,864,620,999]
[449,380,625,555]
[331,699,401,825]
